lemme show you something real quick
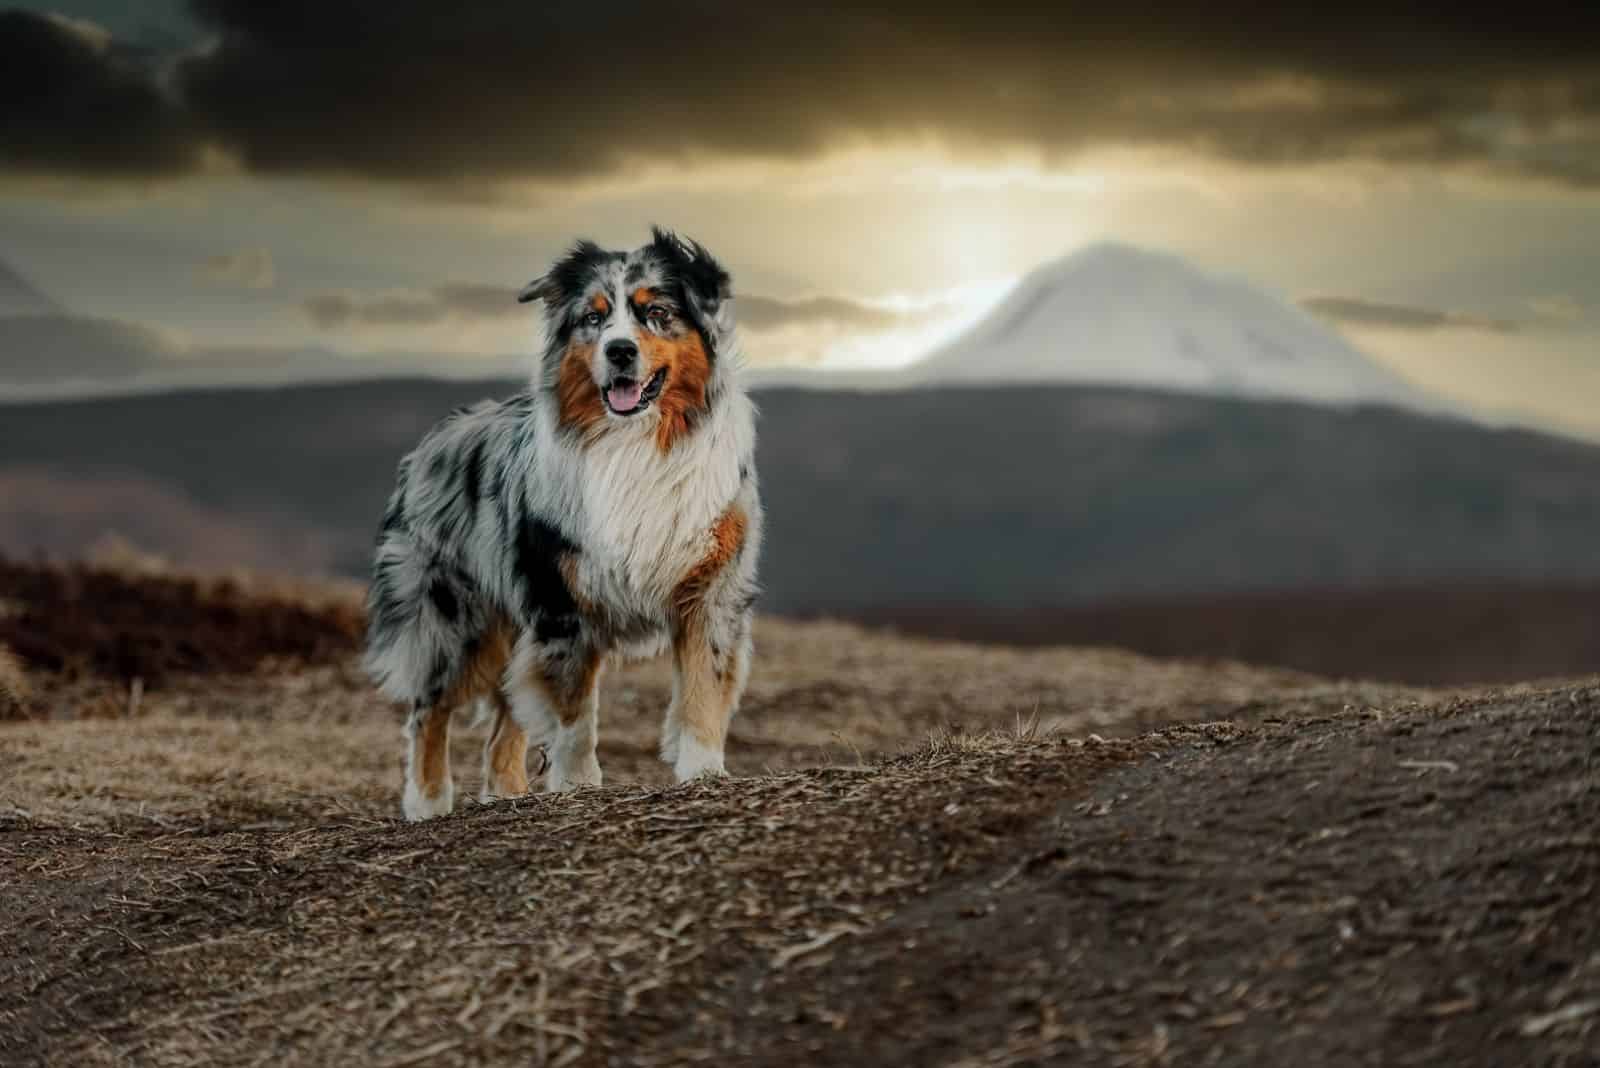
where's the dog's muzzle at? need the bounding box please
[604,366,667,415]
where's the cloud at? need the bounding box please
[1301,296,1519,334]
[0,312,523,391]
[302,281,932,337]
[1527,294,1585,322]
[734,295,930,332]
[6,5,1599,190]
[198,246,275,290]
[0,10,203,178]
[303,284,521,329]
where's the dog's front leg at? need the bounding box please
[508,634,604,792]
[667,602,751,782]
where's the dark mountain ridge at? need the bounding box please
[4,377,1600,605]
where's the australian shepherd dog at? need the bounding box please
[363,229,760,820]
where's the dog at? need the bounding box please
[363,229,761,821]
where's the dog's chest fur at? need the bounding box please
[531,388,754,637]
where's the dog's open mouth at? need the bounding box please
[604,367,667,416]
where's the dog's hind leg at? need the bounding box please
[403,699,456,821]
[479,690,531,802]
[384,606,514,821]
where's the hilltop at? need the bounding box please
[1,563,1596,1065]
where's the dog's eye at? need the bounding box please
[583,311,603,327]
[647,305,671,324]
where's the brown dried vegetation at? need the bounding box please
[1,565,1596,1066]
[0,557,361,686]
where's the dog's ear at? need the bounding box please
[650,226,733,348]
[516,276,551,304]
[518,239,606,307]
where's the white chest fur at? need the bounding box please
[529,387,754,630]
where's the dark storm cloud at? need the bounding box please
[1302,297,1519,334]
[5,3,1600,186]
[303,284,519,329]
[0,9,202,177]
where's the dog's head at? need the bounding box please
[519,229,733,447]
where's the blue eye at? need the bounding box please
[583,311,603,327]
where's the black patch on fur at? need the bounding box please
[365,557,412,641]
[464,438,487,505]
[422,646,452,709]
[534,611,580,643]
[427,578,459,623]
[379,493,405,538]
[544,241,610,300]
[514,515,582,637]
[375,458,412,545]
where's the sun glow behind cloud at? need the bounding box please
[801,276,1020,369]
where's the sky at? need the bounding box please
[1,2,1598,436]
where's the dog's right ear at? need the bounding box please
[518,239,605,306]
[516,276,550,304]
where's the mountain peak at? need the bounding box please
[910,242,1444,414]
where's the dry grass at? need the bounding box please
[0,642,29,721]
[0,617,1420,828]
[4,563,1593,1066]
[4,684,1595,1067]
[3,728,1156,1067]
[0,557,362,686]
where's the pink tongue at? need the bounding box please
[607,380,643,412]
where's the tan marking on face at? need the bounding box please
[556,340,607,442]
[644,327,713,454]
[589,293,611,316]
[631,287,658,308]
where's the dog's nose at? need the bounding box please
[605,340,638,369]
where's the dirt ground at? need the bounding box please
[1,573,1597,1066]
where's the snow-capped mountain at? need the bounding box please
[910,242,1443,413]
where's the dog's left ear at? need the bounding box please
[650,227,733,349]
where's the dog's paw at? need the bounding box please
[402,777,455,821]
[672,737,727,783]
[547,755,603,793]
[478,783,528,805]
